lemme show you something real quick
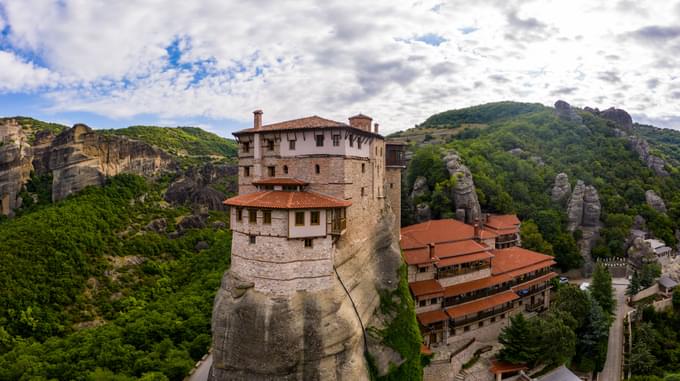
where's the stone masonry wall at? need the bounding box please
[385,168,402,226]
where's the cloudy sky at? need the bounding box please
[1,0,679,135]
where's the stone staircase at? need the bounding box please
[454,369,468,381]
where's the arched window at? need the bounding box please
[315,164,320,174]
[283,165,288,174]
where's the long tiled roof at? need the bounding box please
[443,274,513,298]
[491,246,555,276]
[445,291,518,319]
[417,309,448,326]
[433,240,490,259]
[400,219,497,250]
[485,214,520,229]
[234,115,381,137]
[402,247,434,266]
[435,251,494,268]
[511,272,558,291]
[409,279,444,297]
[224,191,351,209]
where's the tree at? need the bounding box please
[552,285,591,327]
[534,311,577,366]
[628,271,642,296]
[673,288,680,310]
[575,300,610,372]
[591,263,615,316]
[498,314,537,365]
[640,263,662,288]
[630,341,657,375]
[520,220,553,256]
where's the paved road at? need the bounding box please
[599,280,628,381]
[188,353,212,381]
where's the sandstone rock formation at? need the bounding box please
[443,151,482,224]
[0,119,32,216]
[165,163,237,211]
[599,107,633,130]
[211,198,403,380]
[628,237,656,268]
[554,100,583,123]
[566,180,602,275]
[415,202,431,222]
[645,190,667,213]
[39,124,176,201]
[410,176,430,222]
[551,172,571,203]
[628,135,669,176]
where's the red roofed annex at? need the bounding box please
[401,215,557,347]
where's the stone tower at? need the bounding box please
[210,111,406,380]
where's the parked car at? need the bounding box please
[579,282,590,291]
[559,276,569,284]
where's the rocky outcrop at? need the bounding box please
[554,100,583,123]
[0,119,33,216]
[645,190,667,213]
[410,176,430,223]
[164,163,237,211]
[551,172,571,203]
[444,151,482,224]
[628,237,656,268]
[38,124,176,201]
[565,180,602,276]
[600,107,633,130]
[628,135,669,176]
[211,197,403,380]
[414,203,431,222]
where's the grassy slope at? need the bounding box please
[102,125,238,161]
[1,116,68,142]
[0,175,231,380]
[635,123,680,167]
[419,101,545,129]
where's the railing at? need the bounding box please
[441,270,552,308]
[450,304,515,328]
[525,302,545,312]
[436,263,490,279]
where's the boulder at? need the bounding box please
[443,151,482,224]
[508,148,524,156]
[195,241,210,251]
[554,100,583,123]
[645,190,667,213]
[415,203,431,223]
[144,218,167,233]
[582,186,601,227]
[600,107,633,130]
[212,221,227,230]
[629,136,669,176]
[178,214,206,231]
[566,180,586,232]
[551,173,571,202]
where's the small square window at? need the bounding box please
[249,209,257,223]
[390,183,394,189]
[349,136,354,147]
[419,300,427,307]
[315,135,324,147]
[304,238,313,248]
[289,140,296,150]
[430,298,437,305]
[295,211,305,226]
[315,164,320,174]
[418,266,427,273]
[464,326,470,332]
[249,235,256,244]
[267,140,274,151]
[357,139,362,149]
[268,166,276,177]
[361,163,365,173]
[332,135,340,146]
[361,187,365,196]
[478,321,484,328]
[310,211,320,225]
[263,210,272,224]
[236,208,242,221]
[242,142,250,153]
[244,166,250,177]
[491,317,496,323]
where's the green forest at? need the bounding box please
[399,102,680,271]
[629,299,680,380]
[0,175,231,380]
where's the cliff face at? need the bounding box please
[0,120,33,216]
[444,151,482,224]
[31,124,176,201]
[565,179,602,275]
[629,135,669,177]
[210,197,405,380]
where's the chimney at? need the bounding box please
[428,243,436,259]
[348,114,372,132]
[473,221,481,241]
[253,110,263,130]
[374,123,379,134]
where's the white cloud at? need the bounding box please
[0,0,679,131]
[0,50,54,91]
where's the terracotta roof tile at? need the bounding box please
[401,219,490,249]
[409,279,444,297]
[224,191,351,209]
[485,214,521,229]
[402,247,434,266]
[252,178,309,186]
[443,274,514,298]
[435,251,494,268]
[512,272,557,292]
[491,247,556,276]
[445,291,518,319]
[417,309,448,326]
[234,115,381,136]
[489,359,528,374]
[433,240,490,259]
[504,262,557,279]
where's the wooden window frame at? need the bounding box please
[249,209,257,223]
[263,210,272,224]
[310,211,320,225]
[295,211,305,226]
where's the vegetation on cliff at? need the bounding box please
[1,116,68,142]
[102,125,237,166]
[400,102,680,270]
[0,175,231,380]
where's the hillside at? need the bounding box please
[0,174,231,380]
[400,101,680,271]
[0,116,68,142]
[101,125,238,166]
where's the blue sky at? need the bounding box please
[1,0,679,137]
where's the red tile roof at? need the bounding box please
[435,251,494,268]
[224,191,351,209]
[433,240,490,259]
[443,274,514,298]
[417,309,448,326]
[409,279,444,297]
[252,178,309,186]
[402,248,435,266]
[445,291,518,319]
[491,247,555,276]
[400,219,496,250]
[512,272,558,292]
[489,359,528,374]
[234,115,381,136]
[420,344,433,355]
[485,214,521,229]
